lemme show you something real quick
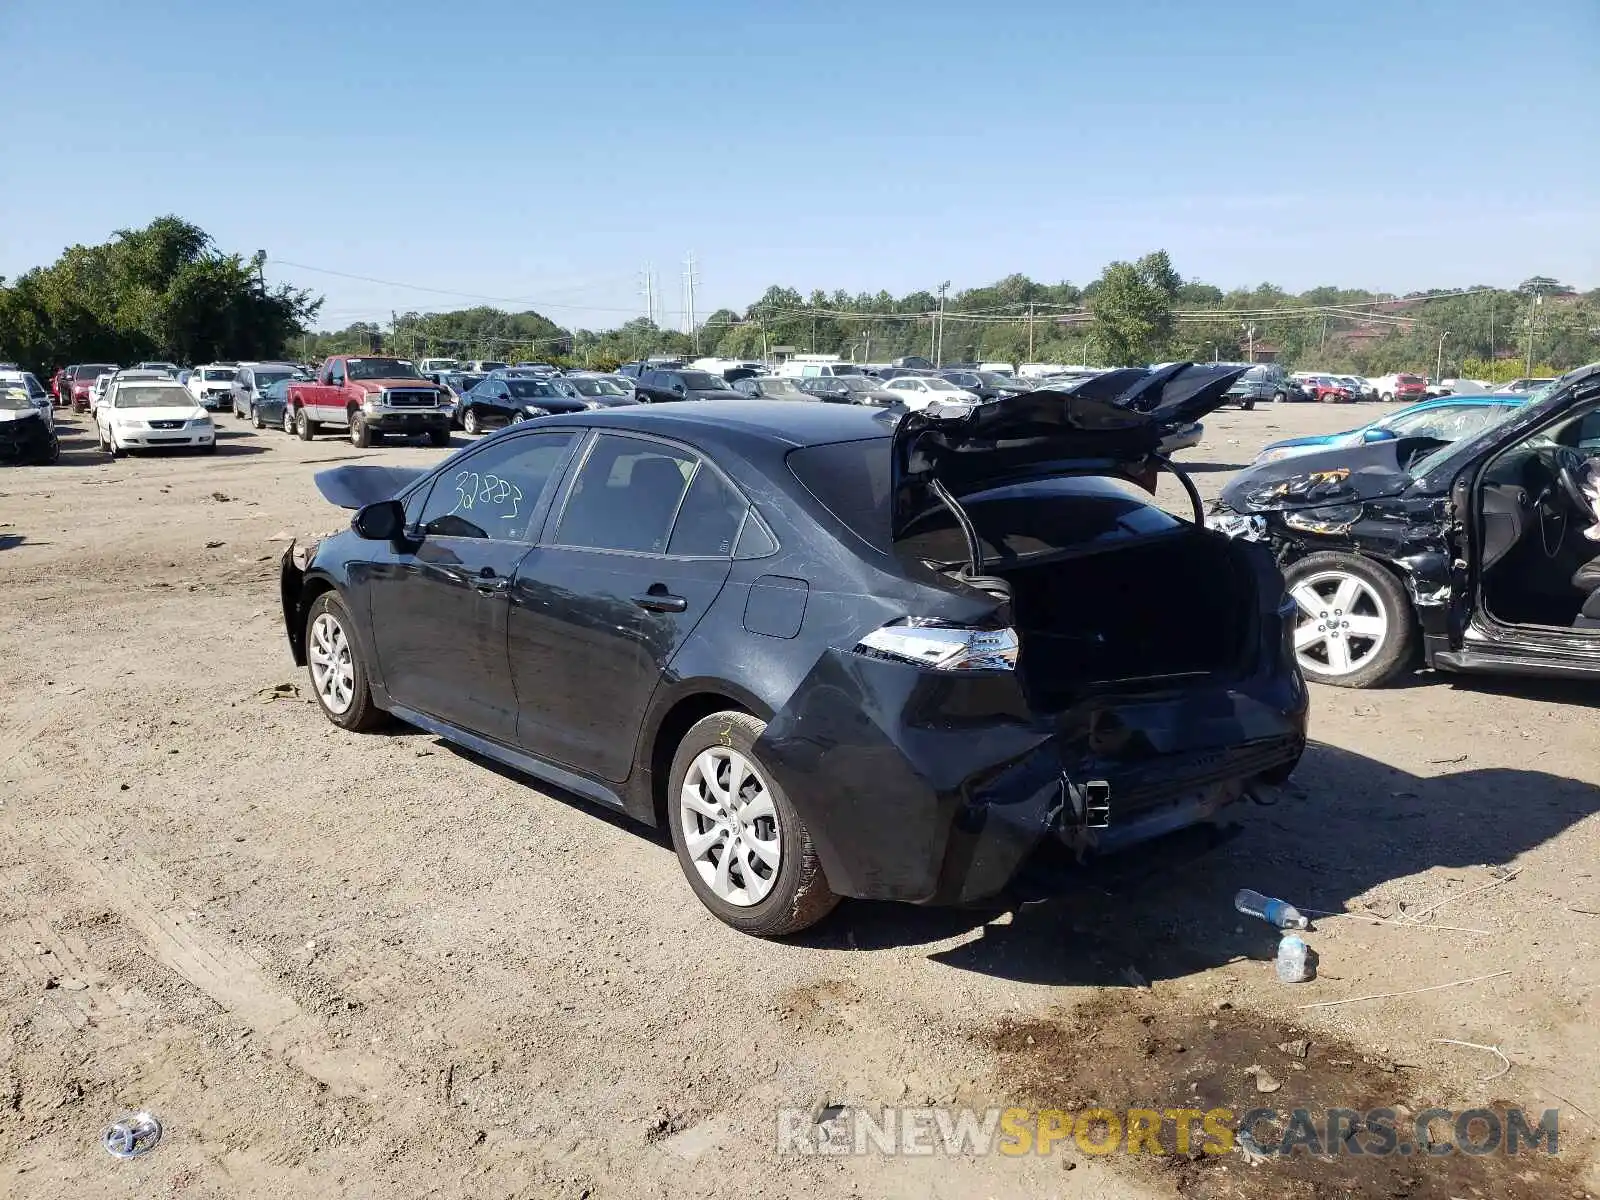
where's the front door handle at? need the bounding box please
[475,567,509,596]
[633,589,688,613]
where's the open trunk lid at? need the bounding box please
[890,362,1245,538]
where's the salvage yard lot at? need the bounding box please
[2,404,1597,1199]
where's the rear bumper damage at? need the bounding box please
[757,647,1307,906]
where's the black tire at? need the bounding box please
[283,406,295,435]
[1381,392,1394,403]
[427,427,450,448]
[667,711,839,937]
[1283,552,1416,689]
[38,432,61,465]
[252,405,265,430]
[1273,391,1287,404]
[296,408,316,441]
[200,442,218,455]
[349,411,371,448]
[462,407,480,435]
[1239,397,1255,411]
[303,591,387,732]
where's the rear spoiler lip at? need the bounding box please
[312,464,428,510]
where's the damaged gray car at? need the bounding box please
[1209,365,1600,688]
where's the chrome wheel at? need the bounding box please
[283,406,294,434]
[679,747,780,907]
[1290,570,1389,678]
[308,612,356,715]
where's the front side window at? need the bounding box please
[416,433,576,541]
[555,435,697,554]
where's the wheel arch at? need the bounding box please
[637,683,775,829]
[1282,543,1419,613]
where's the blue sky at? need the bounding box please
[1,0,1596,331]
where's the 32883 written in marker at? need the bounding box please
[776,1105,1561,1158]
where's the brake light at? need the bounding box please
[854,619,1018,671]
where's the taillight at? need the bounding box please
[854,619,1018,671]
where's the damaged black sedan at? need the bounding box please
[280,366,1307,936]
[1210,364,1600,688]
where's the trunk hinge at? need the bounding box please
[927,476,1012,602]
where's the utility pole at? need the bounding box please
[682,252,699,351]
[935,281,950,366]
[1026,302,1035,359]
[640,265,655,326]
[1243,323,1256,363]
[1436,330,1450,383]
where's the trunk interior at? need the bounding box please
[997,529,1254,710]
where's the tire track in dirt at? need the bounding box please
[37,813,403,1101]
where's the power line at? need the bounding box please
[266,259,647,313]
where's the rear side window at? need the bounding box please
[556,434,695,554]
[787,438,892,549]
[667,466,746,557]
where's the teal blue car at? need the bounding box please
[1253,394,1531,464]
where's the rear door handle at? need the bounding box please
[633,591,688,613]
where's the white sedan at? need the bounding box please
[96,379,217,457]
[877,375,979,409]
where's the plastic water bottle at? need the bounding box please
[1234,889,1309,930]
[1276,934,1314,983]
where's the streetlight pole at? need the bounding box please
[1436,330,1450,384]
[934,281,950,366]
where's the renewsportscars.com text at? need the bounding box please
[777,1105,1561,1158]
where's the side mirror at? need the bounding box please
[352,499,406,541]
[1361,426,1398,443]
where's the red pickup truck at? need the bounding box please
[286,355,452,447]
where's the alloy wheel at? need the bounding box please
[678,747,781,907]
[283,407,294,434]
[1289,570,1389,677]
[308,612,356,715]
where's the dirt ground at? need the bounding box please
[1,400,1597,1200]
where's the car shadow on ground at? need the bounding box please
[794,740,1600,985]
[381,716,1597,986]
[1174,460,1252,474]
[0,534,29,551]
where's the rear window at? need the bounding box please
[898,477,1183,567]
[788,438,1182,561]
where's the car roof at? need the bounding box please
[547,398,896,449]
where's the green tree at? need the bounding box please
[1089,254,1177,366]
